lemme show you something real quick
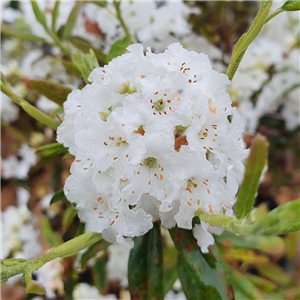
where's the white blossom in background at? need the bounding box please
[1,2,22,23]
[107,244,130,287]
[35,258,65,299]
[78,0,199,53]
[19,1,75,40]
[73,283,117,300]
[2,144,37,180]
[232,1,300,133]
[58,43,248,251]
[1,188,41,259]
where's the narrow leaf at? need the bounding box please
[230,268,264,300]
[61,59,82,77]
[62,2,81,40]
[70,37,107,63]
[163,248,178,296]
[93,256,108,294]
[80,240,110,268]
[282,1,300,11]
[36,142,68,157]
[256,263,291,286]
[52,1,60,31]
[107,34,131,62]
[178,256,206,300]
[128,222,164,300]
[72,50,99,84]
[1,24,50,44]
[31,1,48,30]
[29,79,72,106]
[62,205,78,229]
[90,0,107,8]
[41,217,63,247]
[75,222,86,237]
[50,188,67,204]
[235,134,269,220]
[169,227,231,300]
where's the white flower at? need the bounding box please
[58,43,248,250]
[73,283,117,300]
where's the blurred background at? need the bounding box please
[1,1,299,299]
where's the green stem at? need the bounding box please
[265,8,284,24]
[114,1,131,38]
[1,232,102,283]
[226,1,272,81]
[1,81,59,130]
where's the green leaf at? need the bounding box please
[31,1,48,30]
[195,199,300,237]
[29,79,72,106]
[282,0,300,11]
[178,255,206,300]
[169,227,231,300]
[80,240,110,268]
[52,1,60,31]
[62,2,81,40]
[36,142,68,157]
[128,222,164,300]
[50,188,67,204]
[70,37,107,63]
[163,248,178,296]
[75,222,86,237]
[235,134,269,220]
[90,1,107,8]
[256,263,291,286]
[253,199,300,235]
[62,205,78,229]
[41,217,63,247]
[1,24,50,44]
[61,59,82,77]
[72,49,100,84]
[245,274,277,293]
[230,268,264,300]
[25,281,46,295]
[106,34,131,62]
[215,232,285,257]
[93,255,108,294]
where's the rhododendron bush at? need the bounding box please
[1,1,300,300]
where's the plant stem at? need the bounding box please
[114,1,131,38]
[1,81,59,130]
[1,232,102,283]
[265,8,284,24]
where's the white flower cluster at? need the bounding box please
[58,43,247,250]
